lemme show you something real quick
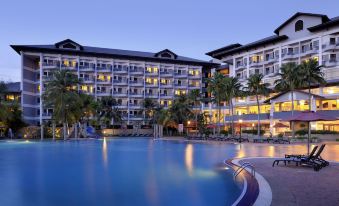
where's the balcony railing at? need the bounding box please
[113,67,128,73]
[96,66,112,72]
[79,66,95,71]
[322,59,339,67]
[113,80,128,84]
[174,72,187,76]
[160,71,173,76]
[42,62,60,68]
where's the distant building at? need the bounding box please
[4,82,21,102]
[11,39,218,126]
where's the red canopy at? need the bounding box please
[281,111,337,122]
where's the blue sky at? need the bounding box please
[1,0,338,81]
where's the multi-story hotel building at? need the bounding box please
[206,12,339,133]
[11,39,217,126]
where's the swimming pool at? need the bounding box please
[0,139,244,206]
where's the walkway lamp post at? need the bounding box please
[239,119,243,142]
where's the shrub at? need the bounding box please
[336,138,339,142]
[221,130,228,136]
[277,133,284,138]
[295,129,308,136]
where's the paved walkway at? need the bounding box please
[242,158,339,206]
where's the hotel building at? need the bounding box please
[11,39,217,126]
[206,12,339,133]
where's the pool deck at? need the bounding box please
[240,158,339,206]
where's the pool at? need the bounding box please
[0,139,244,206]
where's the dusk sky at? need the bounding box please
[1,0,338,81]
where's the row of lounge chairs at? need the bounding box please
[272,144,329,171]
[186,134,249,143]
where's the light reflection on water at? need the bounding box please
[185,144,194,176]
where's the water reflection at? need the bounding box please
[102,137,107,167]
[185,144,194,176]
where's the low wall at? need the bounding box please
[101,129,153,136]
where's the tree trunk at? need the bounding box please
[52,122,56,141]
[291,90,295,138]
[63,123,67,141]
[256,94,261,138]
[230,99,235,136]
[217,101,221,135]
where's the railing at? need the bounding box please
[79,66,95,71]
[174,72,187,76]
[233,162,255,179]
[113,80,128,84]
[113,67,128,72]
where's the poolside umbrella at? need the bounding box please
[281,111,337,154]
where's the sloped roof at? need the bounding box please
[11,39,218,67]
[308,16,339,32]
[274,12,329,35]
[264,90,324,104]
[205,43,242,57]
[206,35,288,60]
[5,82,20,93]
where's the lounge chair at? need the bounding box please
[272,145,324,171]
[286,144,329,167]
[285,145,318,159]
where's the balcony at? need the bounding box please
[160,93,173,98]
[322,42,339,52]
[113,67,128,74]
[113,79,128,85]
[160,82,173,88]
[81,91,95,96]
[129,80,144,87]
[79,66,95,72]
[145,93,158,98]
[145,82,158,87]
[145,70,159,76]
[322,59,339,68]
[129,92,144,98]
[96,79,112,84]
[235,62,247,70]
[188,84,200,89]
[160,71,173,77]
[264,56,278,64]
[188,73,201,79]
[42,113,52,119]
[96,91,112,96]
[129,67,144,75]
[42,76,54,81]
[174,83,187,89]
[117,104,128,109]
[80,77,95,84]
[96,66,112,73]
[61,64,77,71]
[113,91,128,97]
[129,104,142,109]
[129,114,144,120]
[282,52,299,61]
[300,48,319,57]
[174,72,187,78]
[42,62,60,69]
[249,61,264,67]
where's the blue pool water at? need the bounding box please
[0,139,243,206]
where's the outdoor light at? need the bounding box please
[252,123,254,127]
[188,121,191,125]
[239,119,243,123]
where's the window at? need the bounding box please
[62,43,77,49]
[295,20,303,32]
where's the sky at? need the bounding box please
[1,0,339,82]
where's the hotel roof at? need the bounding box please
[11,39,219,67]
[206,12,339,60]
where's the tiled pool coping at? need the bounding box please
[225,158,272,206]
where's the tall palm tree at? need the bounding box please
[207,72,227,134]
[98,96,122,127]
[300,59,326,111]
[274,62,303,137]
[188,89,201,133]
[224,77,242,136]
[43,70,80,140]
[141,98,158,124]
[244,73,270,137]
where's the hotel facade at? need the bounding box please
[206,12,339,133]
[11,40,217,126]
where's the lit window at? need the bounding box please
[63,60,69,66]
[153,67,158,73]
[6,95,15,101]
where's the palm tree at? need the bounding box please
[207,72,227,134]
[188,89,201,133]
[300,59,326,111]
[141,98,158,124]
[224,77,242,136]
[169,95,193,126]
[244,73,270,137]
[43,70,80,140]
[98,96,122,127]
[274,62,303,137]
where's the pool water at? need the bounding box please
[0,139,243,206]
